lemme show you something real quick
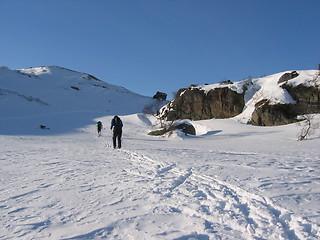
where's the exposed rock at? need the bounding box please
[281,84,320,114]
[70,86,80,91]
[252,85,320,126]
[39,125,50,130]
[220,80,233,85]
[153,91,167,101]
[148,128,168,136]
[160,87,245,121]
[86,74,100,81]
[148,122,196,136]
[278,71,299,84]
[174,123,196,135]
[251,100,298,126]
[158,70,320,127]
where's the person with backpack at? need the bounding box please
[96,121,103,137]
[110,116,123,149]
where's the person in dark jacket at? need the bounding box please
[96,121,103,137]
[110,116,123,148]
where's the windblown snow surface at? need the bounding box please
[0,67,319,239]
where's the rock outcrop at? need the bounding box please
[160,86,245,121]
[282,84,320,114]
[158,70,320,127]
[251,100,298,126]
[251,73,320,126]
[153,91,167,101]
[278,71,299,84]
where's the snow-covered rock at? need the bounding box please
[159,70,320,126]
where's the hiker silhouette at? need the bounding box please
[110,116,123,148]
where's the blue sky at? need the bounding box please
[1,0,319,98]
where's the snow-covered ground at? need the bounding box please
[1,114,319,240]
[1,66,319,239]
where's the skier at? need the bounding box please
[96,121,103,137]
[110,116,123,149]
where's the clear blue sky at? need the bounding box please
[1,0,319,98]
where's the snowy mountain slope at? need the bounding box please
[0,114,319,239]
[0,66,155,135]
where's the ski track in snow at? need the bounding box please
[116,148,319,240]
[0,133,319,240]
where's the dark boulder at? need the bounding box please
[174,123,196,135]
[153,91,167,101]
[278,71,299,84]
[70,86,80,91]
[148,122,196,136]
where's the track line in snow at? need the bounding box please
[111,148,320,240]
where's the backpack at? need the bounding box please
[113,117,122,128]
[114,117,119,125]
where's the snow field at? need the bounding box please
[1,114,319,239]
[1,67,320,239]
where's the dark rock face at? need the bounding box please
[252,85,320,126]
[278,71,299,84]
[282,84,320,114]
[159,71,320,126]
[174,123,196,135]
[148,122,196,136]
[153,91,167,101]
[162,87,245,121]
[251,100,298,126]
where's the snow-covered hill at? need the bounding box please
[159,70,320,126]
[0,66,319,239]
[0,66,155,135]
